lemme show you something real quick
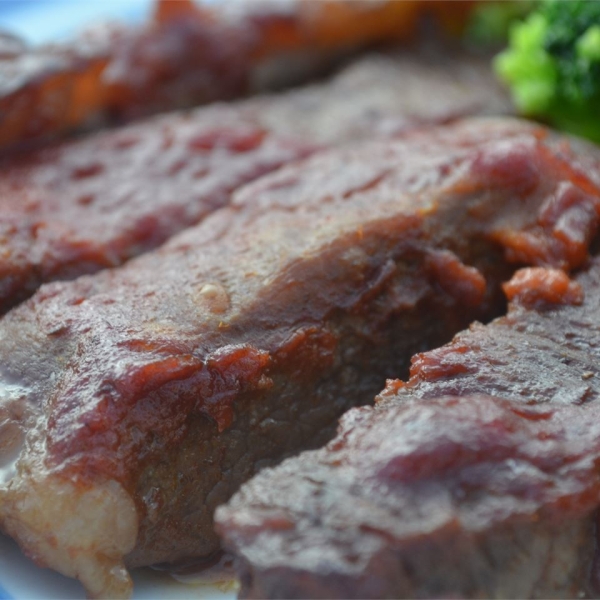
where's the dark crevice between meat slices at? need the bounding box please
[216,231,600,595]
[0,46,510,316]
[1,118,599,598]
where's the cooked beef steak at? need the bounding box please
[217,261,600,599]
[0,1,250,152]
[0,107,315,315]
[1,119,598,597]
[0,0,423,152]
[0,48,510,314]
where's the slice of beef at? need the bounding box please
[1,118,598,597]
[0,1,250,153]
[0,106,316,315]
[0,47,511,315]
[0,0,427,152]
[216,262,600,599]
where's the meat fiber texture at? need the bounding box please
[216,265,600,596]
[0,47,510,315]
[1,118,600,598]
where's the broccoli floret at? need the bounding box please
[495,0,600,142]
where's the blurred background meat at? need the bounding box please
[0,0,465,153]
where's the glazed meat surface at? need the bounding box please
[217,264,600,599]
[1,119,600,597]
[0,48,510,314]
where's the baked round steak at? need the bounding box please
[1,118,599,597]
[217,259,600,599]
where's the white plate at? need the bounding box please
[0,533,237,600]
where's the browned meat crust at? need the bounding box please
[0,47,510,315]
[0,0,427,152]
[217,261,600,598]
[2,119,598,597]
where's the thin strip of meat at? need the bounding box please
[0,0,426,152]
[0,106,316,315]
[1,119,599,597]
[0,2,249,152]
[216,261,600,598]
[0,47,510,315]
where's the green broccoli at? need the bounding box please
[495,0,600,142]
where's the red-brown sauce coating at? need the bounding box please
[10,121,600,477]
[3,118,600,596]
[503,267,583,308]
[218,261,600,600]
[0,108,315,313]
[7,118,600,492]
